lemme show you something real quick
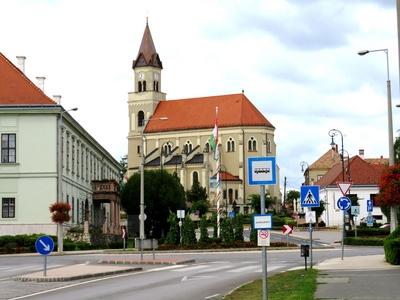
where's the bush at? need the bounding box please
[384,227,400,265]
[233,217,244,242]
[199,215,210,244]
[344,237,384,246]
[346,227,390,237]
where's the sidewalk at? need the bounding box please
[315,255,400,299]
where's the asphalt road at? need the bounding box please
[1,246,383,300]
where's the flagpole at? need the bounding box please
[216,107,221,238]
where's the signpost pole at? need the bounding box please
[44,256,47,277]
[355,215,357,238]
[260,184,267,300]
[308,208,313,269]
[341,210,345,260]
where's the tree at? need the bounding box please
[181,216,196,246]
[248,193,273,213]
[118,154,128,191]
[394,138,400,164]
[233,215,244,242]
[211,212,218,239]
[186,181,209,217]
[165,211,179,245]
[49,202,71,253]
[120,169,186,238]
[286,190,300,211]
[221,219,234,245]
[376,165,400,232]
[199,215,210,244]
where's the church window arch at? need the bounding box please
[248,137,257,152]
[138,81,142,92]
[183,141,193,154]
[192,171,199,185]
[227,137,235,152]
[138,111,145,127]
[143,81,147,91]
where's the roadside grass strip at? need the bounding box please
[224,269,318,300]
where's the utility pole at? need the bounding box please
[283,176,287,209]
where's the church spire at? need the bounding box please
[132,20,163,69]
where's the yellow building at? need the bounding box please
[127,22,280,214]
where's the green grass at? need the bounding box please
[224,269,318,300]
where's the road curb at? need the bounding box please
[14,266,143,282]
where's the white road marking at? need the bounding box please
[204,294,220,299]
[171,265,209,272]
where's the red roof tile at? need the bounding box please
[220,171,242,182]
[0,52,55,105]
[316,155,384,187]
[145,93,274,133]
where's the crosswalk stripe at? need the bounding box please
[171,265,209,272]
[227,265,259,273]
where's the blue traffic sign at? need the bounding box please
[248,157,277,185]
[367,199,373,212]
[337,196,351,211]
[300,185,320,207]
[35,236,54,256]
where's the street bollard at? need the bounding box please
[301,244,310,271]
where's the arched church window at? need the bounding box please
[143,81,147,92]
[138,81,142,92]
[227,137,235,152]
[248,137,257,152]
[192,171,199,185]
[138,111,145,127]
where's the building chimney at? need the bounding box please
[359,149,365,158]
[53,95,62,104]
[16,56,26,73]
[36,76,46,92]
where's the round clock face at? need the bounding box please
[138,73,144,80]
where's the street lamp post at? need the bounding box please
[57,107,78,253]
[358,48,397,232]
[300,161,309,185]
[328,128,346,260]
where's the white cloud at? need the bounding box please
[0,0,398,191]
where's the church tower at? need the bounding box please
[127,20,166,174]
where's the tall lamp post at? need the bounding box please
[57,107,78,253]
[139,116,167,259]
[328,128,346,260]
[300,161,310,185]
[358,48,397,232]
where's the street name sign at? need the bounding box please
[248,157,277,185]
[300,185,320,208]
[337,196,351,211]
[35,236,54,256]
[257,230,270,247]
[177,210,185,219]
[337,182,352,196]
[253,214,272,230]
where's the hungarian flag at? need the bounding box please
[209,107,218,157]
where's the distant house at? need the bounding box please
[0,52,121,236]
[316,154,388,226]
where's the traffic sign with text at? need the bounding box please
[257,230,271,247]
[253,214,272,230]
[300,185,320,208]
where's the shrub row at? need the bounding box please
[384,227,400,265]
[344,237,384,246]
[346,227,390,237]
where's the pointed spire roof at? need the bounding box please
[0,52,55,105]
[132,20,163,69]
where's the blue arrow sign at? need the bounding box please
[300,185,320,208]
[367,199,373,212]
[35,235,54,256]
[337,196,351,211]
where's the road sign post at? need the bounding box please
[35,236,54,277]
[177,210,185,244]
[301,186,320,269]
[337,196,351,260]
[248,157,277,300]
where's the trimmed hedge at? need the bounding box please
[344,237,384,246]
[384,227,400,265]
[346,227,390,237]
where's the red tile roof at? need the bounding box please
[145,93,274,133]
[316,155,385,187]
[220,171,242,182]
[309,148,341,170]
[0,52,56,105]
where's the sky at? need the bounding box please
[1,0,399,191]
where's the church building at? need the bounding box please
[127,22,280,214]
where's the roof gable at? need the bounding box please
[132,23,162,69]
[309,148,341,170]
[0,52,55,105]
[145,93,274,133]
[316,155,384,187]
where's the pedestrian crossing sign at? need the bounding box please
[300,185,320,208]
